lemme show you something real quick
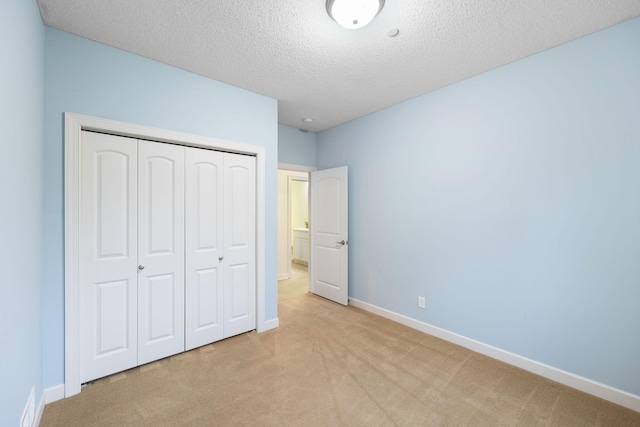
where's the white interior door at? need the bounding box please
[310,166,348,305]
[79,131,138,383]
[185,147,224,350]
[223,153,256,337]
[137,140,185,364]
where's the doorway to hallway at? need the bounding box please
[277,168,310,299]
[277,164,349,305]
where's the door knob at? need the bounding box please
[219,256,224,261]
[138,265,145,270]
[336,240,346,246]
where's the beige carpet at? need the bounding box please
[278,262,309,300]
[41,293,640,426]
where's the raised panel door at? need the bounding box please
[310,167,348,305]
[79,131,138,383]
[223,153,256,338]
[137,140,185,364]
[185,147,224,350]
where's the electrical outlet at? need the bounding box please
[418,296,425,309]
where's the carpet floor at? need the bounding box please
[278,262,309,301]
[41,293,640,426]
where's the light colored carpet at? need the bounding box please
[278,262,308,300]
[41,293,640,426]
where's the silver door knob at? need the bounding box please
[219,256,224,261]
[138,265,145,270]
[336,240,346,246]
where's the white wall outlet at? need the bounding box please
[418,296,425,309]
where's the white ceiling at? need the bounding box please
[37,0,640,132]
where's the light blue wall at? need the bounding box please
[43,28,278,388]
[278,124,317,167]
[0,0,44,423]
[317,17,640,396]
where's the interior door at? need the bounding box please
[137,140,185,364]
[310,166,348,305]
[223,153,256,337]
[185,147,224,350]
[79,131,138,383]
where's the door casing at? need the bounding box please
[65,112,268,397]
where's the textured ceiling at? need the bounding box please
[37,0,640,132]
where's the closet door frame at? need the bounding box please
[64,112,268,397]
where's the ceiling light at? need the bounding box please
[327,0,385,30]
[302,117,313,123]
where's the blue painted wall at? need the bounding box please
[0,0,44,423]
[317,17,640,396]
[43,28,279,388]
[278,124,317,167]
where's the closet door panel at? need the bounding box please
[185,147,224,350]
[223,154,256,338]
[138,141,185,364]
[79,131,138,383]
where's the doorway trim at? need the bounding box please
[277,163,316,173]
[65,113,267,397]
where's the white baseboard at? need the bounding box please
[261,317,279,332]
[20,387,35,427]
[44,384,65,404]
[34,384,65,427]
[34,392,45,427]
[349,297,640,413]
[277,273,290,280]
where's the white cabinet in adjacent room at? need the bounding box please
[292,228,309,265]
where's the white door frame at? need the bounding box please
[65,113,267,397]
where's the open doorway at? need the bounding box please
[277,169,310,300]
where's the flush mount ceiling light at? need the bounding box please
[327,0,385,30]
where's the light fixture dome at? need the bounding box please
[327,0,385,30]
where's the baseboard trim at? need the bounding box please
[34,384,65,427]
[277,273,290,281]
[349,297,640,413]
[21,387,35,427]
[34,392,45,427]
[44,384,65,403]
[261,317,279,332]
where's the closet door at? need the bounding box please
[223,153,256,338]
[79,131,138,383]
[185,147,224,350]
[137,141,185,364]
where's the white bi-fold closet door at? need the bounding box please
[185,145,256,349]
[79,130,255,384]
